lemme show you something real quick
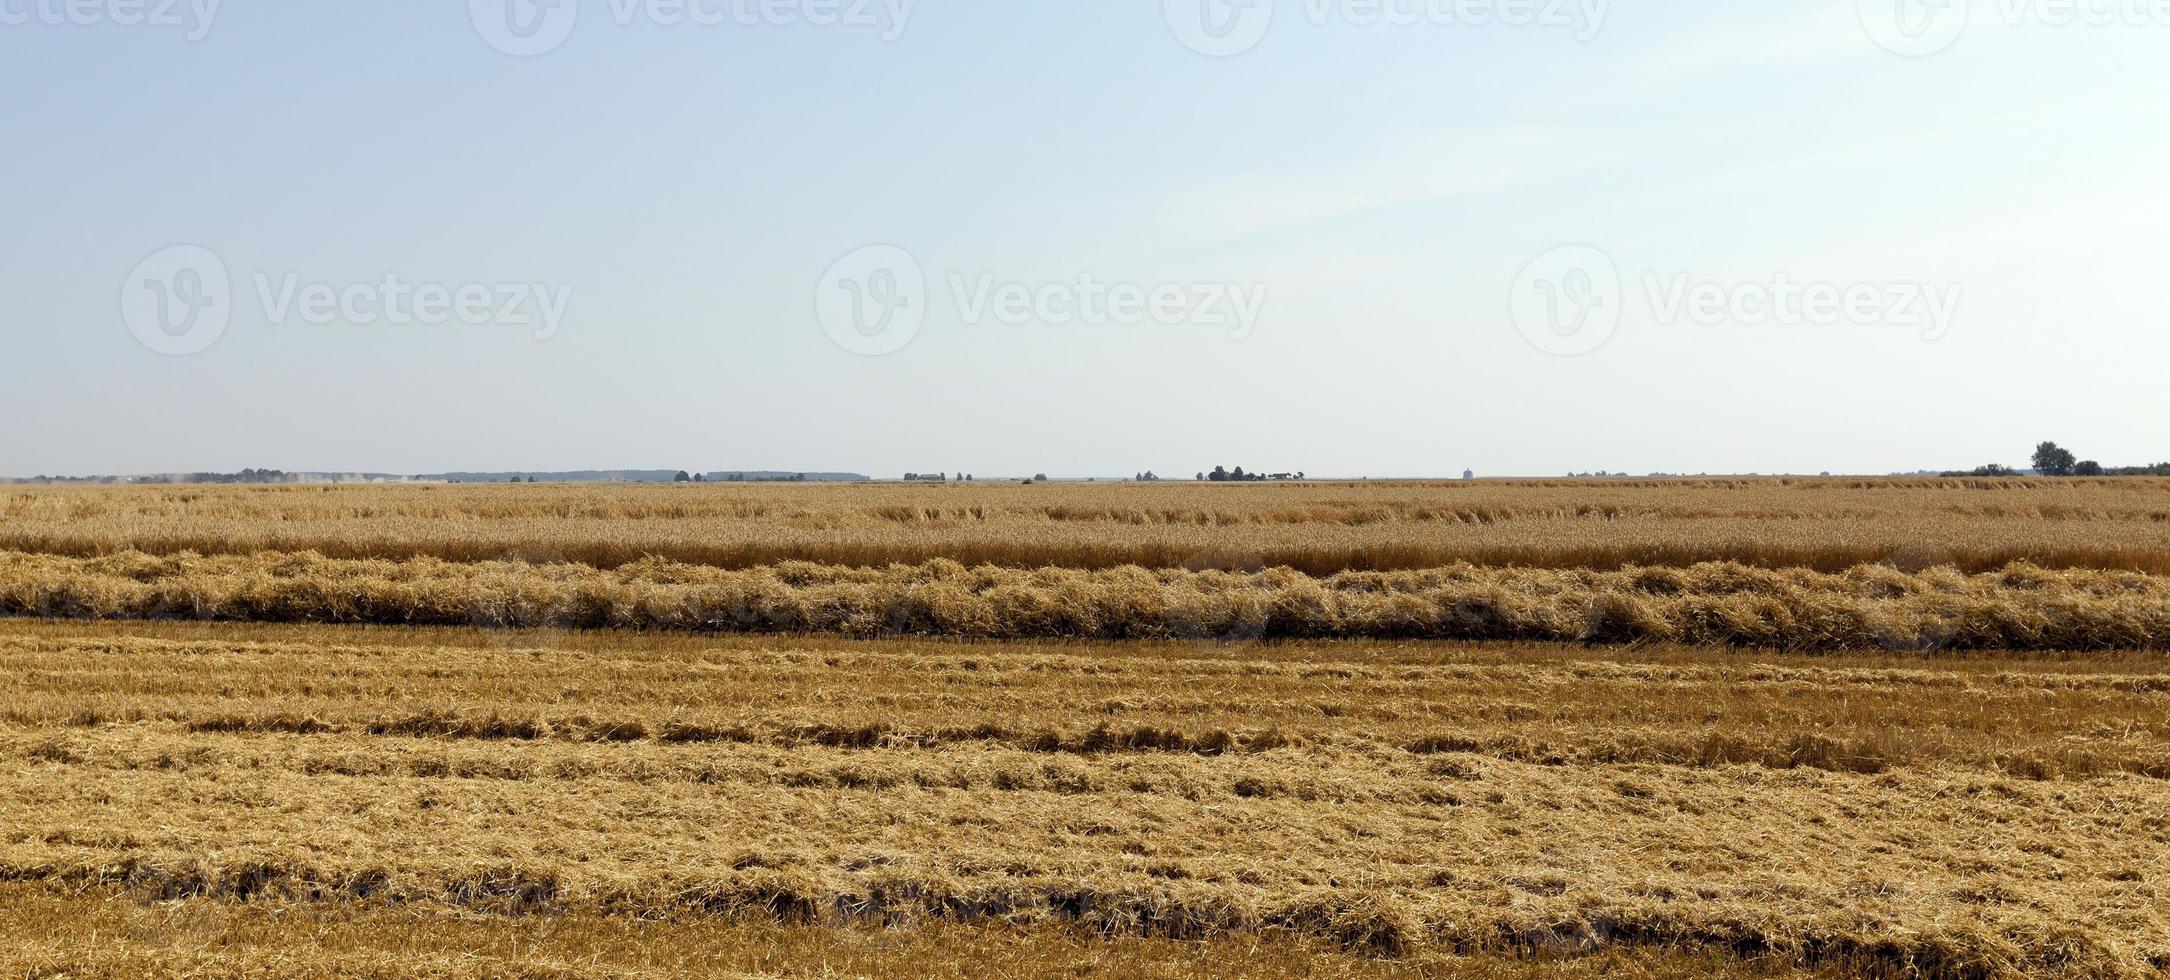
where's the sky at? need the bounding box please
[2,0,2166,478]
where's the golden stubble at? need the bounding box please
[2,621,2168,977]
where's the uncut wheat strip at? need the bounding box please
[3,551,2168,649]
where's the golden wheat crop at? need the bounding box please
[2,548,2166,650]
[4,619,2168,978]
[5,478,2169,574]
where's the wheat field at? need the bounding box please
[3,480,2168,977]
[6,478,2170,574]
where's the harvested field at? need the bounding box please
[5,481,2166,977]
[4,619,2169,978]
[6,479,2170,575]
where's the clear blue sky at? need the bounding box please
[3,1,2165,477]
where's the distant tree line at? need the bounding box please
[1199,466,1304,482]
[98,469,297,485]
[1946,442,2168,477]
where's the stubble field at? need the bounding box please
[3,480,2168,977]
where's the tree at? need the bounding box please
[2032,442,2077,477]
[2075,460,2104,477]
[673,471,692,483]
[1230,466,1248,481]
[1209,466,1229,482]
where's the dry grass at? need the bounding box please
[4,620,2169,977]
[3,548,2167,650]
[6,478,2170,575]
[0,888,1856,979]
